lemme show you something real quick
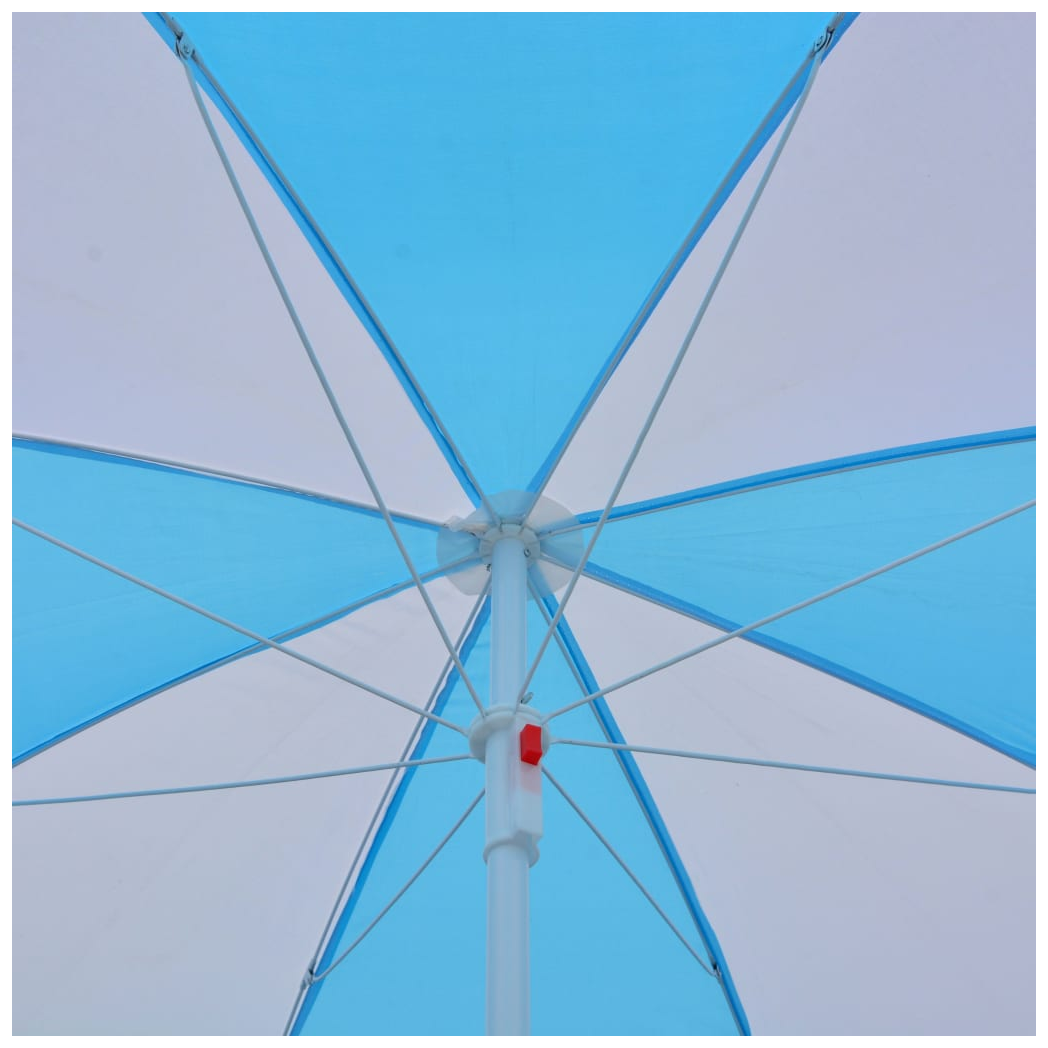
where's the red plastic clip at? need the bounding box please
[519,723,544,765]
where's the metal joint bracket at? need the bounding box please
[813,24,835,53]
[175,30,195,61]
[302,970,317,989]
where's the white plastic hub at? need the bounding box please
[478,522,540,566]
[437,490,583,596]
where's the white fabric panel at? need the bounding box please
[545,13,1034,513]
[12,13,467,521]
[12,579,478,1035]
[560,577,1034,1034]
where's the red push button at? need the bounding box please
[519,723,543,765]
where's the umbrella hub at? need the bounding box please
[478,521,541,563]
[467,704,547,763]
[437,490,582,595]
[467,705,545,869]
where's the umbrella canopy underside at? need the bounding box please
[12,11,1034,1036]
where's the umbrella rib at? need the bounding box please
[13,518,468,736]
[162,14,498,525]
[543,499,1036,725]
[527,15,846,506]
[541,764,716,978]
[13,432,443,529]
[515,45,828,712]
[286,583,490,1035]
[176,53,487,719]
[253,553,478,645]
[12,754,472,807]
[527,576,590,694]
[306,788,485,986]
[552,739,1034,796]
[535,429,1038,540]
[530,576,749,1027]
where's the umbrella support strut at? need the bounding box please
[470,534,545,1035]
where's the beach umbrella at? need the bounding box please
[12,10,1034,1036]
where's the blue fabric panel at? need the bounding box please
[169,12,832,497]
[12,442,438,760]
[586,442,1036,765]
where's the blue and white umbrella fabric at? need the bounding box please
[13,11,1034,1036]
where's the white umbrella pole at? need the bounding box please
[479,533,543,1035]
